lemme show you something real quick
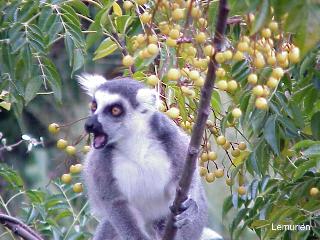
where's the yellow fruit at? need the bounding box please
[147,75,160,86]
[232,108,242,118]
[223,50,233,60]
[216,80,228,91]
[172,8,185,20]
[191,7,201,18]
[199,167,208,176]
[310,187,319,196]
[222,141,231,150]
[189,70,200,81]
[65,146,76,156]
[166,38,177,47]
[122,55,134,67]
[272,67,284,79]
[147,44,159,55]
[268,21,278,32]
[226,178,233,186]
[82,145,91,154]
[73,183,83,193]
[70,164,83,174]
[289,47,300,63]
[276,51,288,63]
[198,18,207,27]
[201,152,209,162]
[231,148,241,157]
[267,77,278,89]
[167,68,181,81]
[267,55,276,66]
[48,123,60,134]
[237,42,249,52]
[206,173,215,183]
[187,46,197,56]
[215,52,225,63]
[238,186,246,195]
[204,45,214,57]
[255,97,268,110]
[233,51,244,61]
[253,54,265,68]
[227,80,238,92]
[124,1,133,11]
[238,142,247,150]
[136,34,146,44]
[57,139,68,149]
[136,0,147,5]
[169,29,180,39]
[208,151,217,161]
[194,77,205,87]
[248,73,258,84]
[214,169,224,178]
[215,68,226,77]
[216,135,226,145]
[61,174,72,184]
[195,32,206,44]
[252,85,264,96]
[261,28,271,38]
[140,12,152,23]
[166,107,180,119]
[148,35,158,44]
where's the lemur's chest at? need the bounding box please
[113,138,172,218]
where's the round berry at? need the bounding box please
[206,173,215,183]
[48,123,60,134]
[204,45,214,57]
[122,55,134,67]
[65,146,76,156]
[215,52,225,63]
[189,70,200,81]
[57,139,68,149]
[140,12,152,23]
[169,29,180,39]
[124,1,133,11]
[238,142,247,150]
[238,186,246,195]
[252,85,264,96]
[73,183,83,193]
[199,167,208,176]
[226,178,233,186]
[255,97,268,110]
[267,77,278,89]
[261,28,271,38]
[214,169,224,178]
[82,145,91,154]
[227,80,238,92]
[61,174,72,184]
[208,151,217,161]
[216,135,226,145]
[232,108,242,118]
[167,68,181,81]
[216,80,228,91]
[223,50,233,60]
[147,75,160,86]
[166,107,180,119]
[310,187,319,196]
[233,51,244,61]
[172,8,185,20]
[195,32,206,44]
[248,73,258,84]
[289,47,300,63]
[268,21,278,32]
[272,67,284,79]
[231,148,241,157]
[166,38,177,47]
[215,68,226,77]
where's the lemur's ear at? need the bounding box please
[136,88,160,112]
[77,74,107,96]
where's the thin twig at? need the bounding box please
[161,1,229,239]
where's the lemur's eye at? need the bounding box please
[110,105,123,117]
[91,101,97,112]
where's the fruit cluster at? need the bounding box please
[48,122,90,193]
[117,1,302,194]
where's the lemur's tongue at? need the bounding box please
[93,134,107,149]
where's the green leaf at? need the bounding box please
[25,76,42,104]
[112,2,122,16]
[292,140,320,151]
[93,37,118,60]
[67,0,89,16]
[293,159,317,180]
[303,144,320,158]
[211,90,221,113]
[222,195,233,217]
[0,101,11,110]
[311,112,320,140]
[115,15,134,34]
[264,115,280,154]
[251,0,270,35]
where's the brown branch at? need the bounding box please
[161,0,229,239]
[0,213,44,240]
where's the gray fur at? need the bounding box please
[81,76,208,240]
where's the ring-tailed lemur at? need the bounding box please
[78,75,210,240]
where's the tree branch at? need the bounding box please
[161,1,229,239]
[0,213,44,240]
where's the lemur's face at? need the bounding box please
[85,90,132,149]
[80,75,158,149]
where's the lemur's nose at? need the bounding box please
[85,115,101,133]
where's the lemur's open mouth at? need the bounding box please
[93,133,108,149]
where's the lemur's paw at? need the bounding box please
[172,195,198,228]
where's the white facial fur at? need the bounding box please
[77,74,107,96]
